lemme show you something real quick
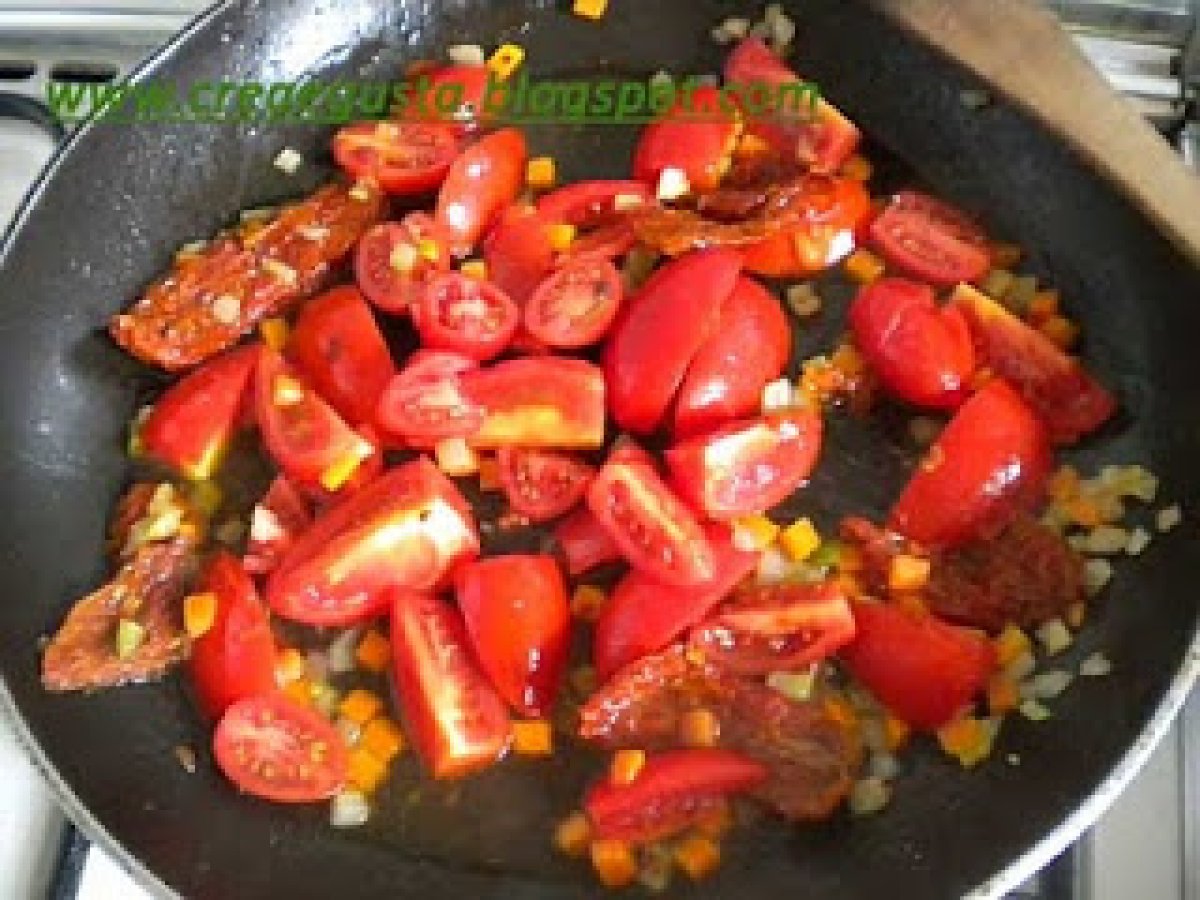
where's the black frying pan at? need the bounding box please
[1,1,1198,898]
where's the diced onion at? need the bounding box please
[1080,526,1130,555]
[1083,558,1114,596]
[239,206,277,222]
[273,146,303,174]
[648,70,673,89]
[848,777,891,816]
[1018,699,1052,721]
[868,752,900,781]
[656,167,690,202]
[761,378,797,413]
[1156,504,1182,533]
[1079,652,1113,678]
[211,293,241,325]
[1035,619,1073,656]
[446,43,486,66]
[785,283,821,318]
[1124,527,1151,556]
[766,666,818,702]
[327,628,362,674]
[330,790,371,829]
[1003,650,1037,684]
[1021,669,1073,701]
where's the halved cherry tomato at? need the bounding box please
[869,191,991,287]
[952,283,1116,444]
[740,176,870,278]
[355,214,450,314]
[414,64,491,132]
[213,693,348,803]
[435,128,527,255]
[524,254,623,349]
[585,748,767,843]
[289,285,396,425]
[849,277,975,410]
[673,276,791,436]
[497,446,595,522]
[603,249,742,433]
[189,552,277,719]
[333,121,459,196]
[690,581,855,674]
[890,379,1051,549]
[375,350,483,444]
[536,179,651,259]
[243,475,313,576]
[554,507,623,577]
[587,440,715,587]
[483,204,555,306]
[461,357,606,448]
[456,555,570,718]
[267,458,479,626]
[632,86,741,194]
[667,411,823,519]
[413,272,518,361]
[840,601,996,730]
[593,523,759,681]
[390,591,511,779]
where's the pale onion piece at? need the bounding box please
[761,378,798,413]
[785,283,821,318]
[1079,652,1113,678]
[747,20,771,40]
[446,43,486,66]
[710,24,735,44]
[755,546,792,583]
[1035,619,1073,656]
[1021,668,1074,701]
[1006,753,1022,766]
[656,167,691,202]
[250,505,285,543]
[211,293,241,325]
[766,665,818,702]
[390,241,418,273]
[239,206,277,222]
[435,437,480,477]
[648,69,673,89]
[330,790,371,829]
[1083,557,1114,597]
[176,239,208,256]
[1124,527,1152,556]
[1003,650,1037,684]
[327,628,362,674]
[766,7,796,50]
[720,16,751,39]
[868,752,900,781]
[613,192,645,211]
[1083,525,1130,555]
[349,180,373,201]
[311,683,341,718]
[273,146,303,174]
[1156,504,1182,533]
[299,225,330,242]
[848,777,891,816]
[860,717,887,754]
[1018,699,1052,721]
[262,258,299,286]
[306,650,330,682]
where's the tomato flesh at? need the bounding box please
[333,121,459,196]
[740,176,870,278]
[414,272,519,361]
[483,204,555,307]
[497,446,594,522]
[632,87,741,193]
[554,507,623,577]
[375,350,483,443]
[869,191,991,287]
[536,179,650,259]
[355,215,450,314]
[461,357,606,448]
[436,128,527,255]
[243,475,313,576]
[524,254,623,349]
[415,64,492,132]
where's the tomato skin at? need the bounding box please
[849,277,976,410]
[456,555,570,717]
[414,273,519,361]
[632,87,741,193]
[604,248,742,434]
[666,411,823,519]
[951,284,1116,444]
[461,357,606,448]
[436,128,527,255]
[213,694,349,803]
[333,121,459,196]
[267,458,479,626]
[740,177,870,278]
[483,204,555,307]
[243,475,313,576]
[416,65,491,132]
[497,446,594,522]
[524,254,624,349]
[890,379,1051,549]
[140,344,260,479]
[189,553,277,719]
[673,276,791,437]
[869,191,991,287]
[554,507,623,576]
[355,215,451,314]
[390,591,511,779]
[536,179,651,259]
[585,748,767,843]
[840,601,996,730]
[375,350,483,444]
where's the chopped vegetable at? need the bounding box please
[591,839,638,888]
[555,812,593,857]
[330,790,371,829]
[572,0,609,20]
[843,248,885,283]
[731,514,780,552]
[348,746,389,793]
[339,689,384,725]
[512,720,555,757]
[674,835,721,881]
[273,146,303,174]
[115,619,145,660]
[1156,504,1182,532]
[847,776,890,815]
[183,592,218,639]
[611,749,647,786]
[487,43,525,81]
[1079,652,1113,678]
[526,156,557,190]
[779,517,820,562]
[1018,698,1052,721]
[355,630,391,673]
[1035,619,1072,656]
[887,555,930,593]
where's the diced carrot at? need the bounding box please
[994,625,1032,668]
[990,242,1023,270]
[884,715,911,752]
[693,800,734,838]
[355,630,391,673]
[347,746,389,793]
[824,696,858,731]
[183,591,218,639]
[679,708,720,748]
[571,584,608,622]
[937,717,995,768]
[610,749,646,786]
[259,317,289,351]
[734,132,772,160]
[275,647,307,686]
[526,156,556,190]
[1066,602,1086,629]
[512,720,555,757]
[360,718,405,763]
[674,835,721,881]
[1039,314,1079,349]
[572,0,609,20]
[554,812,592,857]
[1027,289,1059,322]
[591,839,637,888]
[779,517,820,561]
[281,675,313,705]
[339,689,384,725]
[459,259,488,281]
[1062,496,1104,529]
[841,154,873,182]
[843,248,885,284]
[831,342,867,379]
[888,555,931,593]
[548,222,576,252]
[987,676,1020,716]
[832,572,862,598]
[836,544,864,573]
[1048,465,1081,502]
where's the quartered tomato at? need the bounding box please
[289,285,396,425]
[267,458,479,626]
[667,411,823,519]
[417,64,491,132]
[849,277,976,410]
[243,475,313,576]
[189,552,277,719]
[740,176,870,278]
[390,591,511,779]
[140,344,259,480]
[436,128,527,255]
[536,179,651,259]
[890,379,1051,549]
[333,121,459,196]
[554,507,623,577]
[584,748,767,843]
[301,423,384,506]
[952,284,1116,444]
[456,555,570,717]
[213,694,348,803]
[632,86,741,194]
[524,254,623,349]
[869,191,991,287]
[355,214,450,314]
[483,204,555,306]
[497,446,595,522]
[375,350,483,444]
[413,272,518,361]
[840,601,996,730]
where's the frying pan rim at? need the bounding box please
[0,1,1196,897]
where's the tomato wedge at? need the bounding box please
[213,694,348,803]
[415,64,491,132]
[840,601,996,730]
[690,581,855,674]
[456,555,570,717]
[435,128,527,255]
[890,378,1051,549]
[333,121,459,196]
[740,176,870,278]
[267,458,479,626]
[390,591,511,778]
[951,283,1116,444]
[632,86,741,194]
[667,411,823,519]
[604,248,742,433]
[554,507,623,577]
[524,254,623,349]
[869,191,991,287]
[849,277,976,410]
[536,179,651,259]
[483,204,555,306]
[375,350,483,444]
[413,272,519,361]
[189,553,277,719]
[243,475,313,576]
[585,748,767,843]
[355,214,450,314]
[497,446,595,522]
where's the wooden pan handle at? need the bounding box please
[870,0,1200,268]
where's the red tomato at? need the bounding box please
[536,179,651,259]
[461,357,606,448]
[869,191,991,287]
[375,350,483,443]
[483,204,555,306]
[666,411,823,519]
[849,277,976,410]
[890,379,1051,549]
[593,523,759,681]
[413,272,518,361]
[553,507,623,577]
[213,694,348,803]
[603,248,742,433]
[288,285,396,425]
[266,458,479,626]
[390,591,511,778]
[243,475,313,576]
[673,276,791,436]
[840,601,996,729]
[585,748,767,843]
[416,64,491,132]
[740,176,870,278]
[497,446,595,522]
[632,86,741,193]
[332,121,459,196]
[300,423,384,506]
[952,284,1116,444]
[587,441,715,587]
[524,254,623,348]
[456,555,570,717]
[140,344,259,479]
[690,581,855,674]
[355,215,450,314]
[189,553,277,719]
[435,128,527,255]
